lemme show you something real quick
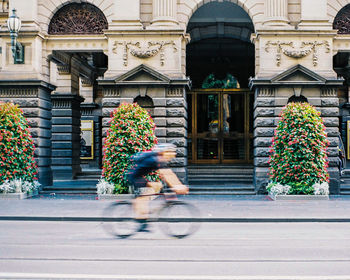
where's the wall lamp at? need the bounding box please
[7,9,24,64]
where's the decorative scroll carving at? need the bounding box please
[265,41,330,66]
[113,41,178,66]
[334,5,350,34]
[48,3,108,35]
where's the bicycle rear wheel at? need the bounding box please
[102,201,138,239]
[158,201,200,239]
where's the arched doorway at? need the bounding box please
[48,2,108,180]
[186,1,255,165]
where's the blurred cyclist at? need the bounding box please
[127,143,188,232]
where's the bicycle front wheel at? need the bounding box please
[102,201,138,239]
[158,201,200,239]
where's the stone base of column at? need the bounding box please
[297,20,332,30]
[148,18,180,30]
[109,21,143,30]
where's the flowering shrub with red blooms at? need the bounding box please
[269,102,329,195]
[102,103,158,193]
[0,102,38,185]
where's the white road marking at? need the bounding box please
[0,273,350,280]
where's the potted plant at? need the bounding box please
[0,102,41,199]
[98,103,158,198]
[267,102,330,200]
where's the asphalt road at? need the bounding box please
[1,221,350,279]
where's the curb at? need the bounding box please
[1,216,350,223]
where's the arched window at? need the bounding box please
[288,95,308,104]
[48,3,108,35]
[134,96,154,116]
[334,4,350,34]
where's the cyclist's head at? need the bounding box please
[153,143,176,161]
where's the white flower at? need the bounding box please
[268,182,291,196]
[313,182,329,195]
[96,179,115,195]
[0,180,15,193]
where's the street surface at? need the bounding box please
[1,220,350,279]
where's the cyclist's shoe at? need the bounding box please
[137,220,151,233]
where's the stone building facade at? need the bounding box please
[0,0,350,194]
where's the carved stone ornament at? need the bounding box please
[265,41,330,66]
[113,41,178,66]
[48,3,108,35]
[334,5,350,34]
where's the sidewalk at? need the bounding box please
[1,195,350,222]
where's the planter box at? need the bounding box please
[98,194,134,200]
[269,194,329,201]
[0,192,29,199]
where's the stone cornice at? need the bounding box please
[0,80,56,91]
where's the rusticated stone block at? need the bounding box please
[321,98,339,107]
[254,137,273,147]
[167,138,186,147]
[254,117,275,127]
[166,108,186,117]
[325,127,340,137]
[323,117,339,127]
[328,137,339,147]
[166,98,185,107]
[254,98,274,107]
[166,118,186,127]
[154,118,166,127]
[102,99,120,107]
[102,108,115,117]
[22,108,39,117]
[255,127,275,137]
[169,157,187,167]
[155,128,167,137]
[321,108,339,117]
[254,147,271,157]
[153,108,166,117]
[176,147,187,157]
[254,108,275,118]
[166,128,186,137]
[327,147,339,157]
[254,157,270,167]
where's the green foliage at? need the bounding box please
[102,103,158,194]
[269,102,329,195]
[0,102,38,184]
[202,73,239,89]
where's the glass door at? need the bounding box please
[188,89,253,164]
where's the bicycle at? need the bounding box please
[102,186,200,239]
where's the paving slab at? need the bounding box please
[1,195,350,221]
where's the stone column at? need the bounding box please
[0,81,55,186]
[149,0,179,29]
[263,0,290,27]
[51,94,84,180]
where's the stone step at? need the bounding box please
[189,178,253,185]
[188,191,256,195]
[40,190,97,195]
[190,184,254,191]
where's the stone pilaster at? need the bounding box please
[252,88,276,193]
[0,81,55,186]
[263,0,290,28]
[165,87,187,183]
[298,0,331,30]
[51,94,84,180]
[149,0,179,29]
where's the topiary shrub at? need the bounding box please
[102,103,158,194]
[268,102,329,195]
[0,102,38,191]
